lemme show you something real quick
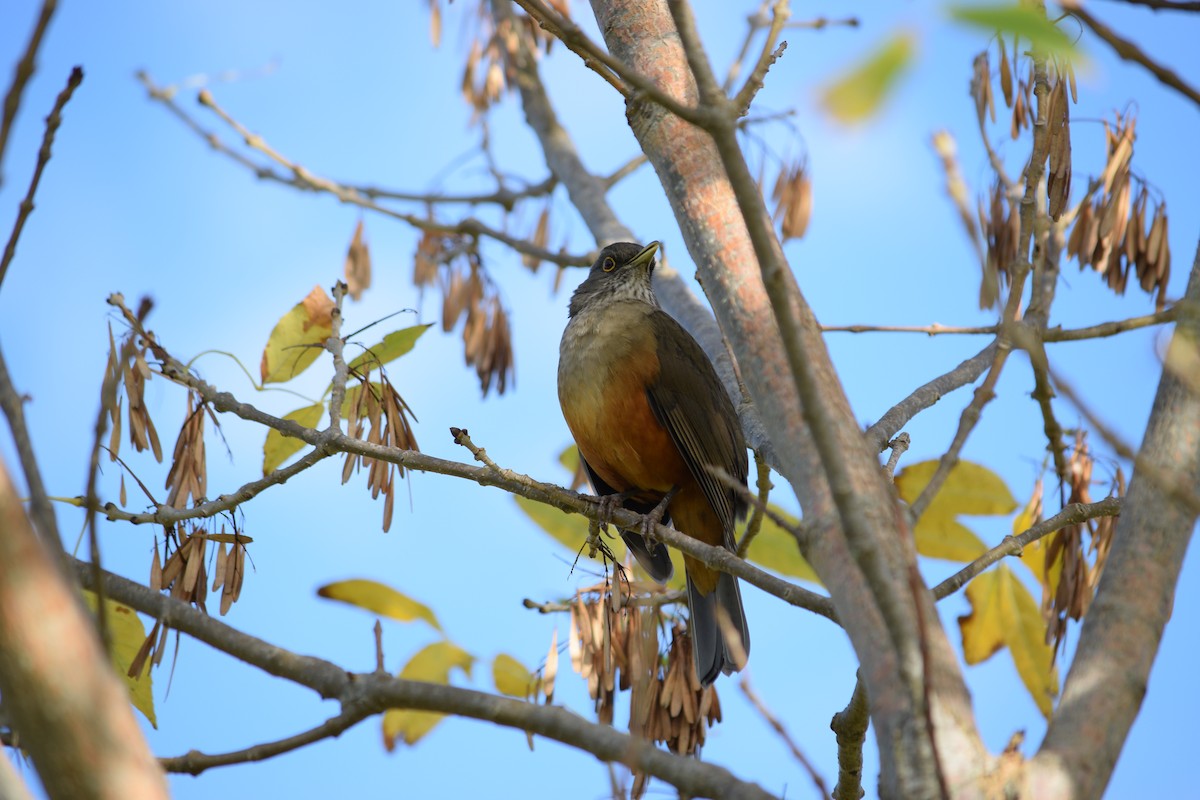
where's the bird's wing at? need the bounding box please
[645,311,748,548]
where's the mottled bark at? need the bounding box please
[0,458,168,800]
[1032,242,1200,799]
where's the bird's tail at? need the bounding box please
[686,571,750,686]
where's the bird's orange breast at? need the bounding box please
[558,302,692,501]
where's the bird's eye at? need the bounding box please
[602,256,616,272]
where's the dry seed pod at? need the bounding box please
[999,37,1013,108]
[971,52,994,128]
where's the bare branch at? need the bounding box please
[1063,0,1200,108]
[78,560,781,800]
[864,342,996,455]
[0,464,167,799]
[908,345,1009,522]
[883,433,910,481]
[0,66,82,290]
[730,2,789,116]
[1036,240,1200,797]
[1043,306,1178,341]
[1098,0,1200,9]
[160,706,371,775]
[0,0,57,185]
[930,497,1123,600]
[830,676,869,800]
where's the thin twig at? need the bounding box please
[1097,0,1200,9]
[731,1,790,116]
[740,677,830,798]
[736,451,773,557]
[1043,306,1178,341]
[908,344,1009,522]
[823,323,997,335]
[450,426,502,472]
[69,448,326,526]
[512,0,630,97]
[0,343,62,556]
[1064,0,1200,108]
[192,88,587,267]
[830,675,869,800]
[160,705,372,774]
[883,433,910,481]
[522,588,686,613]
[931,497,1123,600]
[0,66,83,290]
[513,0,708,125]
[0,0,57,186]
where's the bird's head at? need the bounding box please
[568,241,660,317]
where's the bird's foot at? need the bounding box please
[640,487,678,556]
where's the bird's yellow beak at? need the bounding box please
[628,241,660,269]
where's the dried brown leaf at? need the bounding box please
[344,219,372,301]
[999,37,1013,108]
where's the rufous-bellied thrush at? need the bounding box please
[558,240,749,685]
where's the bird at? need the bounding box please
[557,240,750,685]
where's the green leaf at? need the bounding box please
[263,402,324,475]
[345,324,432,378]
[821,32,916,123]
[383,641,474,748]
[81,590,156,727]
[949,3,1078,57]
[742,505,821,585]
[260,286,334,384]
[492,653,534,698]
[958,565,1058,717]
[317,578,442,631]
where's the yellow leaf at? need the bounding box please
[742,505,821,585]
[383,641,474,749]
[896,460,1016,562]
[81,590,156,727]
[821,32,916,123]
[896,460,1018,517]
[913,513,988,562]
[492,653,533,698]
[262,402,324,475]
[958,566,1058,717]
[260,286,334,384]
[317,579,442,631]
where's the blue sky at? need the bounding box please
[2,1,1197,798]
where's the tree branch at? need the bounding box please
[930,497,1123,600]
[1034,239,1200,798]
[0,65,82,290]
[830,675,869,800]
[0,462,167,799]
[78,560,780,800]
[1064,0,1200,108]
[106,292,836,621]
[0,0,57,186]
[160,705,371,775]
